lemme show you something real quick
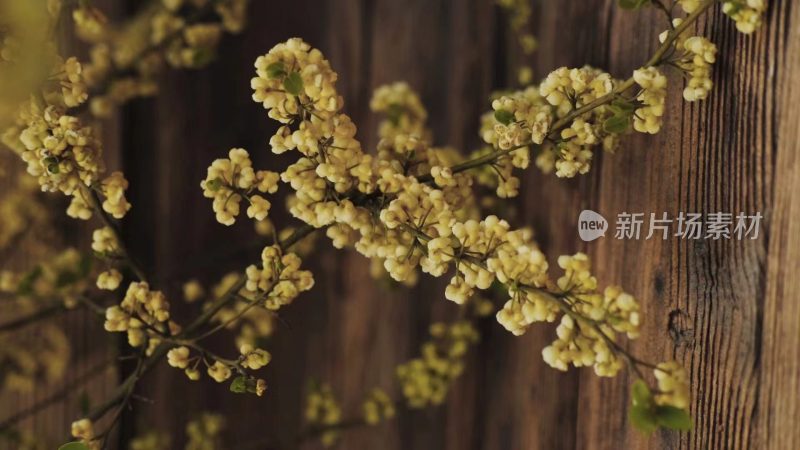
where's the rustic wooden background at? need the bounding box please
[3,0,799,449]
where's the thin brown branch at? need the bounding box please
[0,303,65,333]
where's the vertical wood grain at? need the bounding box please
[76,0,800,449]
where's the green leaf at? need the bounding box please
[629,404,658,434]
[205,178,223,192]
[609,99,636,115]
[283,72,304,96]
[386,103,404,126]
[493,109,515,125]
[191,48,215,67]
[266,62,287,79]
[603,114,631,134]
[17,266,43,296]
[230,376,248,394]
[631,379,653,408]
[44,156,60,174]
[723,2,743,15]
[618,0,649,10]
[58,443,90,450]
[655,405,693,431]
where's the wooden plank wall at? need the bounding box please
[123,0,800,448]
[2,0,795,449]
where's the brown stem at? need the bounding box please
[419,0,717,181]
[0,303,65,333]
[77,224,317,427]
[0,358,114,431]
[86,187,149,282]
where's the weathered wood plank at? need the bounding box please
[97,0,800,449]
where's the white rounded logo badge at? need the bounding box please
[578,210,608,242]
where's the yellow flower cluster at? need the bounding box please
[654,361,691,409]
[252,37,342,124]
[167,342,269,391]
[370,81,429,141]
[482,88,549,195]
[362,388,396,425]
[17,102,102,190]
[396,321,478,408]
[79,43,159,118]
[244,245,315,310]
[0,248,91,308]
[185,413,225,450]
[543,67,620,176]
[538,254,641,377]
[305,383,342,447]
[59,57,89,108]
[0,324,69,392]
[72,0,249,117]
[252,40,482,291]
[496,0,531,30]
[6,80,132,220]
[129,431,171,450]
[200,148,279,225]
[245,42,651,387]
[497,289,559,336]
[240,343,272,371]
[632,67,667,134]
[483,67,623,180]
[660,22,718,102]
[0,175,49,251]
[496,0,538,82]
[100,171,132,219]
[723,0,767,34]
[204,273,276,348]
[71,418,100,450]
[489,86,551,148]
[104,282,172,347]
[151,10,226,69]
[680,37,717,102]
[72,5,109,44]
[377,137,475,212]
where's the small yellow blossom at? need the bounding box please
[723,0,767,34]
[167,346,192,369]
[182,279,205,302]
[207,361,232,382]
[632,67,667,134]
[654,361,691,409]
[239,343,272,370]
[396,321,478,408]
[96,268,122,290]
[201,148,279,225]
[362,388,396,425]
[186,413,225,450]
[305,383,342,447]
[244,245,314,310]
